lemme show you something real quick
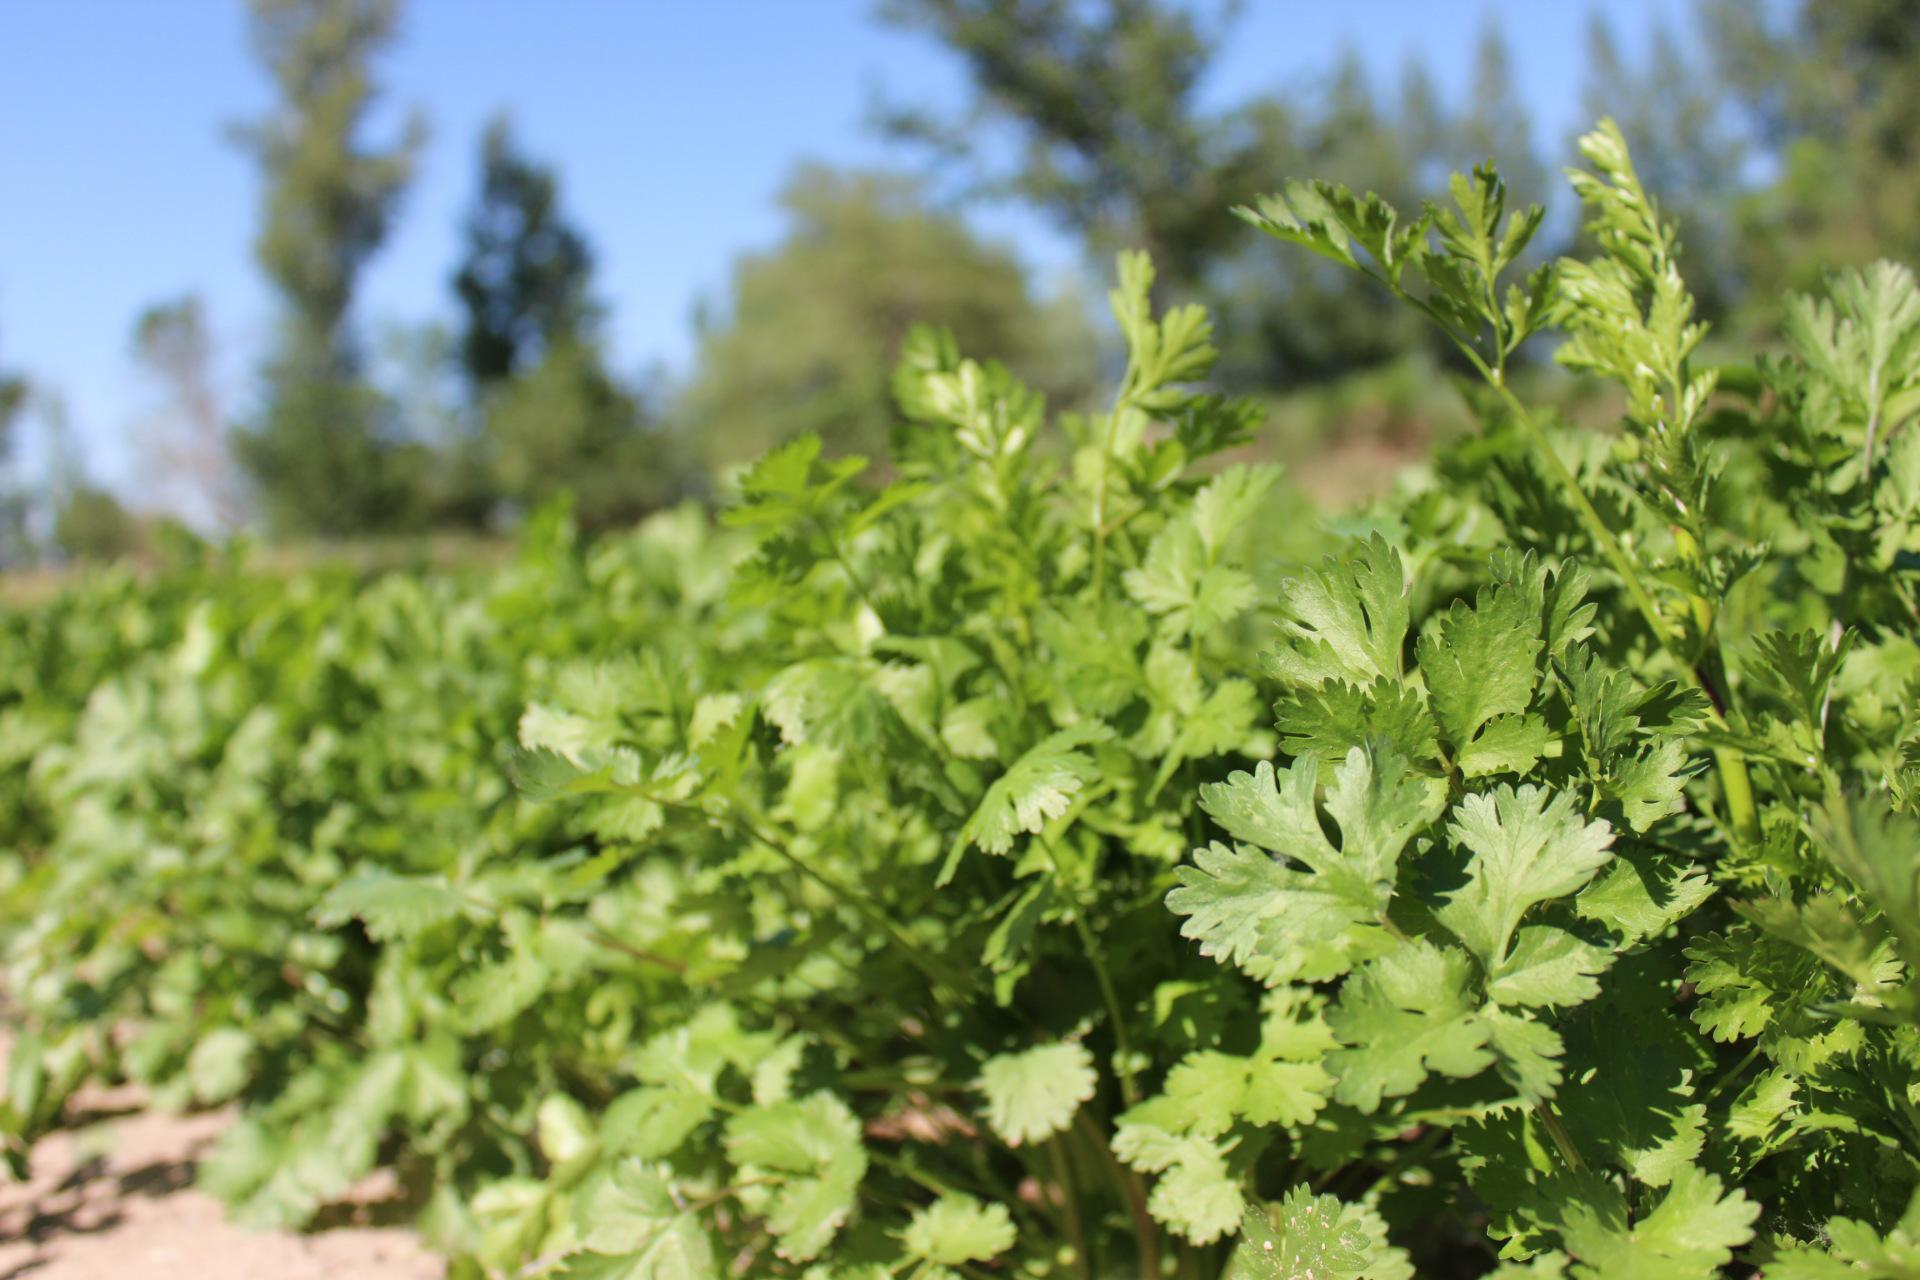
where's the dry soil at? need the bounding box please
[0,1078,442,1280]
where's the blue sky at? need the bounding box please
[0,0,1677,495]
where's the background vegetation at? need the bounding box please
[1,0,1915,561]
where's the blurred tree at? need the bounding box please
[452,116,598,391]
[449,118,667,528]
[131,297,248,529]
[1445,24,1545,210]
[0,374,22,464]
[878,0,1534,394]
[1578,15,1743,315]
[0,358,28,567]
[677,165,1100,467]
[53,486,138,562]
[231,0,426,536]
[1703,0,1920,295]
[373,321,496,528]
[876,0,1283,301]
[1209,52,1427,389]
[488,340,672,529]
[1396,59,1450,190]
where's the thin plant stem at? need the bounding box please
[1536,1102,1587,1174]
[1038,835,1141,1108]
[1051,1135,1095,1280]
[1076,1108,1159,1279]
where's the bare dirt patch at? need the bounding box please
[0,1079,442,1280]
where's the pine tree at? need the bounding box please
[452,116,598,392]
[1702,0,1920,294]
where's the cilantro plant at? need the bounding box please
[1143,119,1920,1275]
[3,120,1919,1279]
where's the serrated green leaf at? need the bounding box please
[1487,927,1613,1009]
[1229,1187,1413,1280]
[570,1159,715,1274]
[312,871,470,941]
[1557,1163,1757,1279]
[1417,575,1545,753]
[603,1087,713,1160]
[1326,940,1495,1111]
[902,1194,1017,1265]
[1171,748,1443,984]
[1266,536,1410,687]
[723,1093,866,1262]
[976,1041,1097,1146]
[957,724,1112,859]
[1435,784,1614,969]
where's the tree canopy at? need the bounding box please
[678,164,1100,468]
[231,0,426,536]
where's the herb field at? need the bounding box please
[6,129,1920,1278]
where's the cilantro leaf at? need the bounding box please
[312,871,470,941]
[1486,926,1613,1009]
[1170,747,1443,984]
[568,1159,716,1272]
[976,1041,1097,1147]
[1435,784,1614,970]
[1230,1187,1413,1280]
[1110,1123,1244,1246]
[723,1093,867,1262]
[903,1194,1017,1265]
[1557,1163,1758,1279]
[1416,574,1545,756]
[1266,536,1410,687]
[1326,940,1495,1111]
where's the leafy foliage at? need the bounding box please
[6,125,1920,1277]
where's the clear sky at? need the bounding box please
[0,0,1677,494]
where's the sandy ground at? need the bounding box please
[0,1080,443,1280]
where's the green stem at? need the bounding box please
[747,824,970,998]
[1090,406,1123,598]
[659,793,974,999]
[1713,745,1761,848]
[1040,837,1141,1108]
[1488,379,1668,643]
[1698,1042,1765,1107]
[1051,1135,1095,1280]
[583,924,687,975]
[1490,379,1762,848]
[1076,1109,1159,1279]
[1076,914,1141,1107]
[828,531,881,616]
[1535,1102,1587,1174]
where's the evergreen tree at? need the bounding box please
[449,117,664,528]
[1396,58,1449,191]
[231,0,425,536]
[678,164,1099,467]
[486,340,668,529]
[0,351,28,567]
[452,116,597,391]
[0,376,22,464]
